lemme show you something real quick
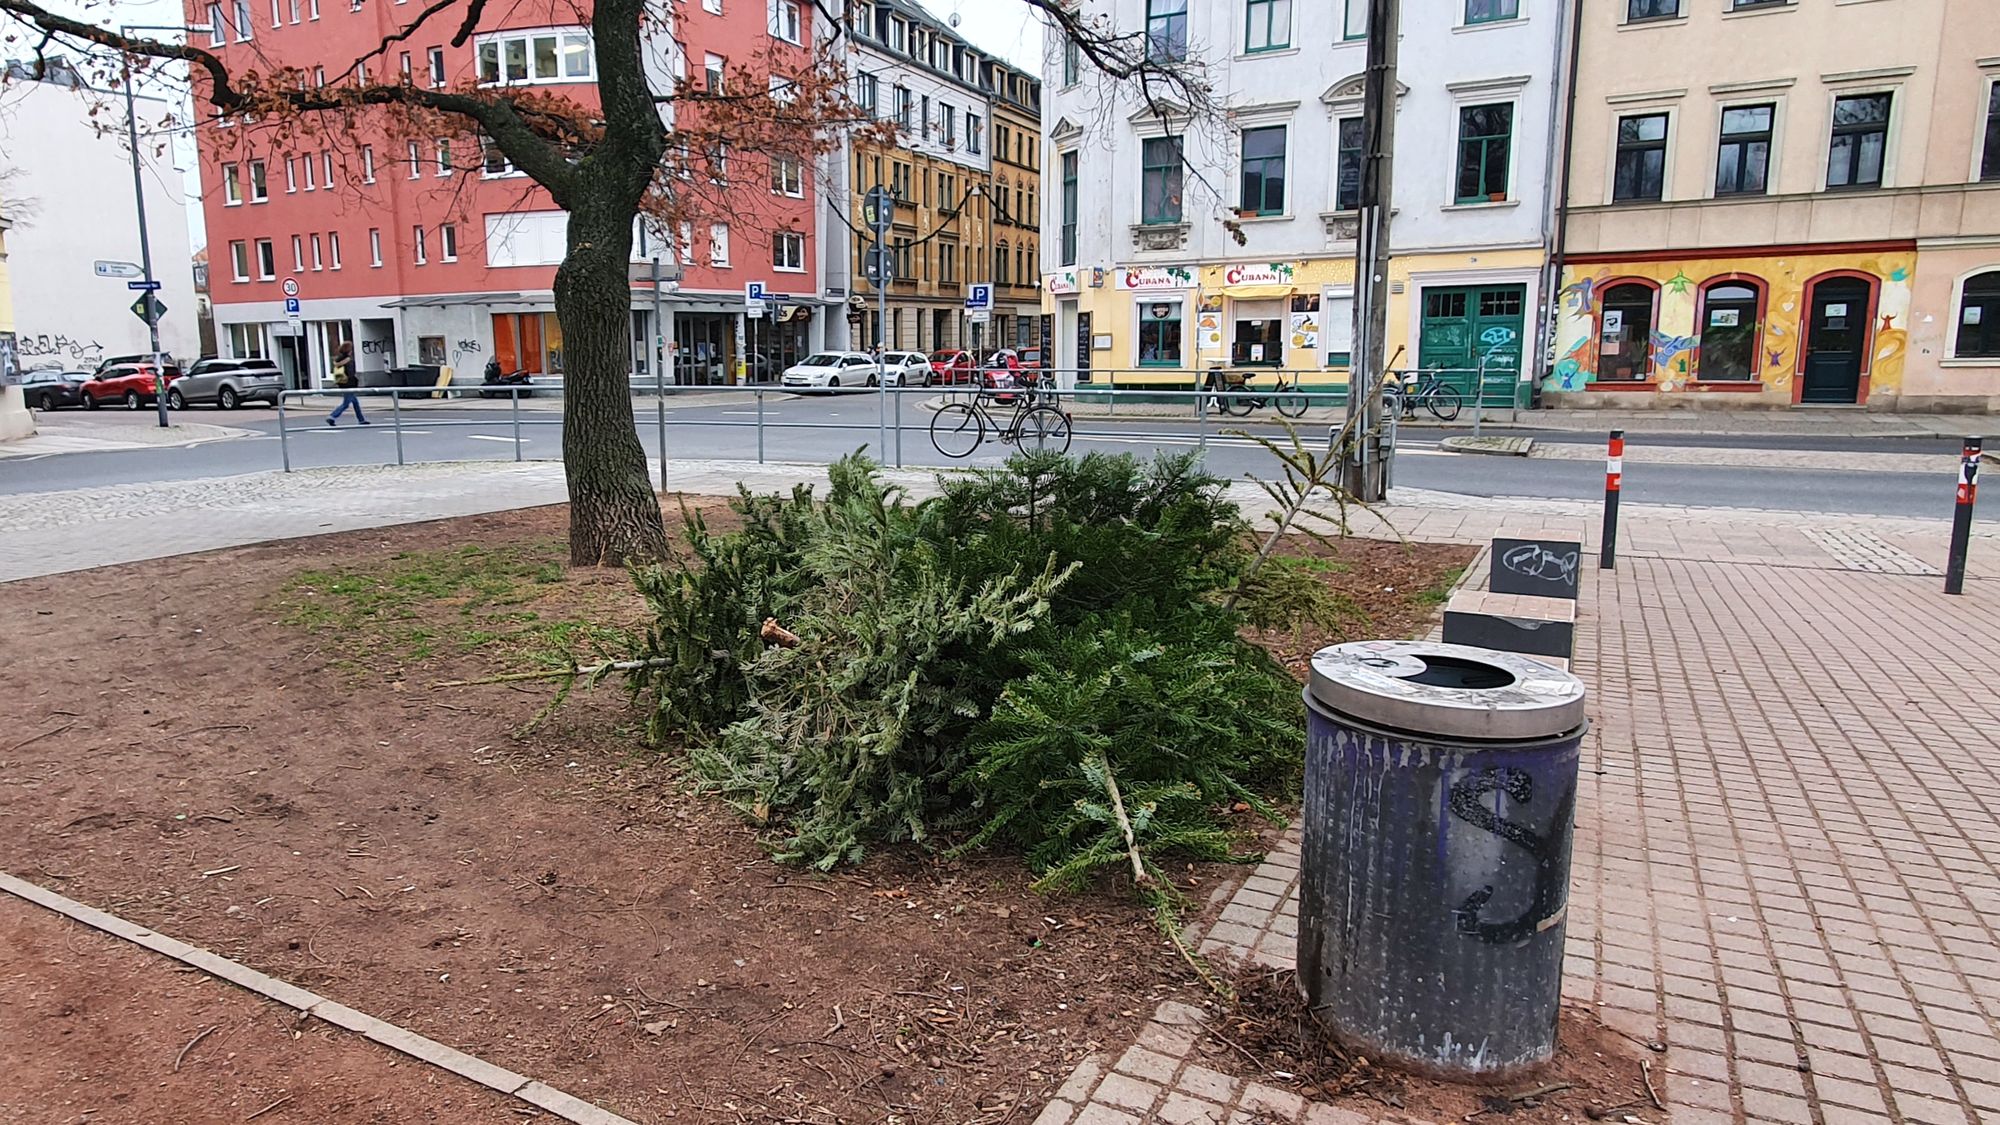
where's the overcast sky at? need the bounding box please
[910,0,1044,73]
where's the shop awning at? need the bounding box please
[1222,284,1295,300]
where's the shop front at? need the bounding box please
[1550,244,1917,408]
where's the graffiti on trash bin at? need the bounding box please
[1500,543,1579,585]
[1448,768,1575,944]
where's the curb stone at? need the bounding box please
[1439,435,1534,457]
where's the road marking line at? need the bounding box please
[0,870,636,1125]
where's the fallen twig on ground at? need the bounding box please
[174,1024,219,1072]
[244,1093,293,1120]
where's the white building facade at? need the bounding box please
[1040,0,1567,401]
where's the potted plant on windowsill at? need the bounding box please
[1487,192,1506,203]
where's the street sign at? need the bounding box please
[862,186,896,235]
[129,293,166,323]
[966,283,993,311]
[747,300,768,319]
[745,281,766,303]
[864,246,895,285]
[93,260,143,279]
[968,309,991,324]
[284,297,302,319]
[282,278,300,298]
[127,279,162,291]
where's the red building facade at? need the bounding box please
[189,0,829,387]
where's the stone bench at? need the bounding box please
[1442,589,1576,661]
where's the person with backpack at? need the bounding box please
[326,342,369,426]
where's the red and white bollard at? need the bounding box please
[1600,429,1624,570]
[1945,437,1981,596]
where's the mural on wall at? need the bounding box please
[1553,251,1916,397]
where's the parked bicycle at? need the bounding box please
[930,376,1072,458]
[1204,369,1309,418]
[1383,369,1462,422]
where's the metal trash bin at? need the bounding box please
[1299,640,1587,1080]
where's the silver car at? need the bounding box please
[168,358,285,409]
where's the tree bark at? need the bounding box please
[556,195,669,567]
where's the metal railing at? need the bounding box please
[272,365,1514,477]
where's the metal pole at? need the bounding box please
[511,386,522,461]
[1600,429,1623,570]
[1472,359,1486,437]
[391,389,404,466]
[121,42,169,430]
[277,392,291,471]
[1945,436,1982,595]
[1196,386,1209,465]
[1338,0,1400,501]
[756,387,766,463]
[653,256,667,491]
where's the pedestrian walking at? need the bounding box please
[327,342,369,426]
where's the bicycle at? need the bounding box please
[930,376,1072,458]
[1205,370,1309,419]
[1383,369,1462,422]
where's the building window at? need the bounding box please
[1697,279,1761,381]
[413,226,428,264]
[440,223,458,262]
[369,228,382,267]
[1239,126,1286,215]
[234,0,253,38]
[1613,113,1668,202]
[1336,117,1364,210]
[329,231,342,269]
[920,94,930,139]
[771,154,803,196]
[222,162,242,204]
[703,52,725,93]
[1982,81,2000,181]
[772,231,804,271]
[311,234,324,270]
[1627,0,1678,20]
[429,47,445,86]
[1245,0,1290,51]
[229,240,249,281]
[208,2,225,44]
[1454,103,1512,203]
[227,323,266,358]
[1233,304,1284,366]
[483,140,517,176]
[1597,282,1657,381]
[323,152,336,187]
[1141,135,1183,224]
[246,158,268,201]
[702,0,720,10]
[894,86,912,129]
[1138,301,1183,366]
[435,139,452,175]
[254,238,275,279]
[1956,271,2000,358]
[1059,150,1078,266]
[477,29,593,86]
[361,144,375,182]
[303,153,318,190]
[1464,0,1518,23]
[968,113,983,153]
[407,140,421,178]
[710,223,731,266]
[291,234,304,272]
[1145,0,1187,63]
[769,0,802,44]
[1826,92,1890,190]
[1715,103,1773,195]
[1062,35,1079,85]
[854,72,877,116]
[400,51,412,82]
[284,156,298,193]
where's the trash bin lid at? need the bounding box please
[1307,640,1586,742]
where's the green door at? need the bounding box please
[1417,284,1525,403]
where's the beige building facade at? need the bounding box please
[1552,0,2000,411]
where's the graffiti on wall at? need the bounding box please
[1552,252,1916,396]
[16,332,105,368]
[450,337,483,370]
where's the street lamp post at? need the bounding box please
[120,23,205,429]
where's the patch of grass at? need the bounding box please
[1414,566,1468,609]
[273,539,630,670]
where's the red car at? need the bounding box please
[928,349,976,385]
[80,361,183,410]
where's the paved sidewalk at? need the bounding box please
[0,416,254,458]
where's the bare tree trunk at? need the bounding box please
[556,196,669,566]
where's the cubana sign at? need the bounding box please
[1045,271,1081,295]
[1222,262,1296,286]
[1116,266,1195,291]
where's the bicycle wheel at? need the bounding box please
[929,402,986,458]
[1274,384,1309,418]
[1426,386,1463,422]
[1016,406,1072,455]
[1221,391,1255,417]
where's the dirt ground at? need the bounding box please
[0,898,523,1123]
[0,499,1473,1124]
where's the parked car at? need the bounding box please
[79,361,182,410]
[18,369,89,410]
[167,357,284,409]
[879,351,932,387]
[928,349,976,385]
[781,352,880,390]
[1018,347,1046,372]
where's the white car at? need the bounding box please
[879,351,933,387]
[781,352,880,390]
